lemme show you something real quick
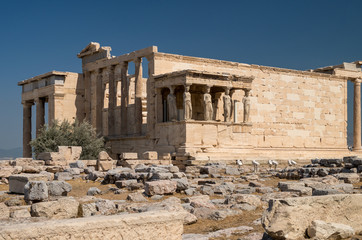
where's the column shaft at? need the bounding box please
[23,102,32,157]
[96,69,104,135]
[36,97,45,137]
[84,71,91,122]
[120,62,129,135]
[134,58,143,135]
[353,79,362,150]
[108,65,116,136]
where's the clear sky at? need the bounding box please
[1,0,361,149]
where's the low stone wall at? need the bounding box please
[0,211,184,240]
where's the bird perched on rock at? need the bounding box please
[236,159,243,167]
[252,160,260,173]
[288,159,297,167]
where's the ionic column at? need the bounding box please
[84,71,91,122]
[22,101,32,158]
[107,65,116,136]
[353,79,362,151]
[96,68,104,135]
[120,61,129,135]
[35,97,45,137]
[134,57,143,135]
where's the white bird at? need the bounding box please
[236,159,243,167]
[252,160,260,173]
[288,159,297,167]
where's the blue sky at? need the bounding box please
[0,0,361,149]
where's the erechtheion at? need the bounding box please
[18,42,362,161]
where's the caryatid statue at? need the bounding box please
[167,87,177,121]
[242,89,251,123]
[204,86,213,121]
[184,85,192,120]
[223,88,231,122]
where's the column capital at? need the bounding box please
[355,78,362,84]
[107,65,116,71]
[22,101,33,107]
[134,57,142,65]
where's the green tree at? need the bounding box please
[30,120,105,160]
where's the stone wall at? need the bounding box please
[0,211,184,240]
[151,53,349,159]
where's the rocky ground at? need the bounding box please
[0,157,362,240]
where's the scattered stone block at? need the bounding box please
[69,160,85,169]
[121,152,138,160]
[47,181,72,196]
[142,151,158,160]
[87,187,101,196]
[127,192,148,202]
[262,194,362,240]
[31,197,79,219]
[24,181,48,202]
[95,200,117,215]
[334,173,360,183]
[9,174,48,194]
[54,172,73,181]
[144,180,177,196]
[97,151,113,171]
[79,202,97,217]
[10,206,31,219]
[307,220,355,239]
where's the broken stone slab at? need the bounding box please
[24,181,48,203]
[127,192,148,202]
[121,152,138,160]
[262,194,362,240]
[142,151,158,160]
[0,166,22,178]
[0,211,184,239]
[54,172,73,181]
[31,197,79,219]
[225,194,261,207]
[14,158,45,167]
[333,173,360,184]
[69,160,85,169]
[9,206,31,219]
[95,199,117,215]
[307,220,355,239]
[9,174,49,194]
[144,180,177,196]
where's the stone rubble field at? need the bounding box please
[0,154,362,240]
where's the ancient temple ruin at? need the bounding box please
[18,42,362,160]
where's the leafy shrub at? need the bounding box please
[30,120,105,159]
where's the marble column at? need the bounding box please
[107,65,116,136]
[96,68,104,135]
[35,97,45,137]
[353,79,362,151]
[84,71,91,122]
[22,101,32,158]
[120,61,129,135]
[134,57,143,135]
